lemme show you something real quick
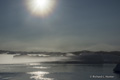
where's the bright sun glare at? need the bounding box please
[26,0,56,17]
[34,0,50,10]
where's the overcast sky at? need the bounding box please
[0,0,120,52]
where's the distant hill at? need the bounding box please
[0,50,120,56]
[71,50,120,56]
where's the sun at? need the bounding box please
[33,0,50,11]
[26,0,57,17]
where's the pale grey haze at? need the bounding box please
[0,0,120,52]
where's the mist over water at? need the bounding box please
[0,54,70,64]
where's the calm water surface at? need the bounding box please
[0,63,120,80]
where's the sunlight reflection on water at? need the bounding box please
[27,63,50,70]
[27,71,53,80]
[26,63,41,66]
[32,66,50,69]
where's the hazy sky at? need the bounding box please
[0,0,120,52]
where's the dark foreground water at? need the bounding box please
[0,63,120,80]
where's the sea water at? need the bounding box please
[0,63,120,80]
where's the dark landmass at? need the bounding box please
[0,50,120,56]
[114,63,120,73]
